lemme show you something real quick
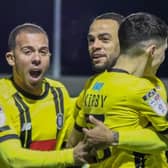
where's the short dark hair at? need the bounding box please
[119,12,168,53]
[94,12,124,25]
[8,23,48,50]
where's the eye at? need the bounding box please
[87,35,95,45]
[100,36,111,43]
[22,49,33,56]
[39,49,50,56]
[99,33,112,43]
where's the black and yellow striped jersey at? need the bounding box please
[0,77,75,167]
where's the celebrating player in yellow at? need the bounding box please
[0,23,88,167]
[69,12,168,168]
[74,12,124,119]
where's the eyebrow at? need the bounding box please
[88,32,112,38]
[99,33,112,37]
[20,46,49,50]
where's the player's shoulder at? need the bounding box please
[0,77,16,99]
[103,71,150,87]
[44,77,67,89]
[131,76,154,89]
[107,73,155,93]
[125,76,159,98]
[84,71,107,87]
[0,76,11,85]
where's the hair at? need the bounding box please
[8,23,48,50]
[119,12,168,54]
[94,12,124,25]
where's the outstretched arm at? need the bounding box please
[83,116,168,153]
[0,125,88,168]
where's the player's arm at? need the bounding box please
[118,87,168,153]
[66,109,86,148]
[73,77,94,120]
[0,111,88,168]
[66,127,84,148]
[118,126,168,152]
[0,127,88,168]
[83,115,168,153]
[137,88,168,144]
[73,90,84,119]
[67,90,85,148]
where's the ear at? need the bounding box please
[5,52,15,66]
[146,44,156,58]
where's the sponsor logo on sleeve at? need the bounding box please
[143,88,168,116]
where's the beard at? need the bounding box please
[92,63,106,73]
[92,57,118,73]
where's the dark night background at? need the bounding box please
[0,0,168,77]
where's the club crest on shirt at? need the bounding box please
[0,106,6,127]
[57,112,64,130]
[143,88,168,116]
[92,82,104,91]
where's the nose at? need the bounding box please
[92,39,102,49]
[32,52,41,65]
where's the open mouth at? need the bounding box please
[29,70,42,78]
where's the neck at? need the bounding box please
[12,77,43,96]
[143,67,157,78]
[113,53,148,77]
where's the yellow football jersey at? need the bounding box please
[0,77,75,167]
[76,70,168,168]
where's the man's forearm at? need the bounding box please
[113,128,168,153]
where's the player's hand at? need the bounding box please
[83,115,116,149]
[73,141,89,165]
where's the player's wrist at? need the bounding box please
[111,131,119,146]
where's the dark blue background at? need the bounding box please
[0,0,168,77]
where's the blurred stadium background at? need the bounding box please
[0,0,168,96]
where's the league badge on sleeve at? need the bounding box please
[143,88,168,116]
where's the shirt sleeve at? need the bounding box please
[117,81,168,153]
[0,100,74,168]
[136,88,168,132]
[118,126,168,153]
[0,127,74,168]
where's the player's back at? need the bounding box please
[78,70,168,168]
[82,71,159,130]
